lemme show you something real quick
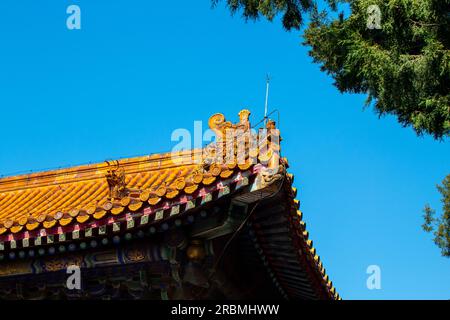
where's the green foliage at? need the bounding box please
[212,0,314,30]
[214,0,450,256]
[215,0,450,139]
[422,174,450,257]
[304,0,450,139]
[422,204,435,232]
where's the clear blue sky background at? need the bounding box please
[0,0,448,299]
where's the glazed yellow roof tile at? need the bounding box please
[0,109,267,236]
[0,149,237,235]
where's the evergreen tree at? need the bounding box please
[304,0,450,139]
[215,0,449,138]
[212,0,314,30]
[215,0,450,256]
[423,175,450,257]
[303,0,449,256]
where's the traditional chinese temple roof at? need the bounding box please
[0,151,214,235]
[0,110,340,300]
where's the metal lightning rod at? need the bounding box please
[264,74,271,125]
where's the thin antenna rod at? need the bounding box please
[264,74,271,125]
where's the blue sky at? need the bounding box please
[0,0,448,299]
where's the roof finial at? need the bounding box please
[238,109,251,130]
[105,160,126,200]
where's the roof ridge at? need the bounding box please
[0,149,202,193]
